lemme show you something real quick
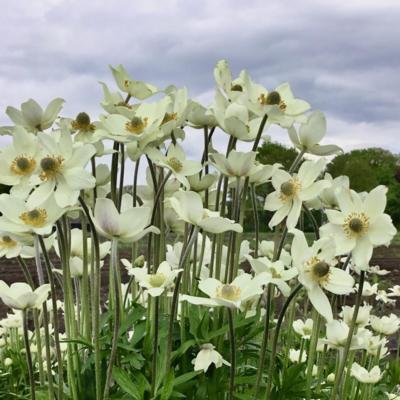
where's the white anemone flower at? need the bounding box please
[370,314,400,336]
[264,159,328,229]
[321,320,360,350]
[388,285,400,297]
[248,162,281,186]
[358,281,378,297]
[246,256,297,296]
[288,349,307,363]
[210,89,266,142]
[129,261,181,297]
[181,274,264,309]
[320,186,397,269]
[95,97,169,144]
[168,191,242,234]
[209,150,257,178]
[0,281,50,310]
[291,229,354,322]
[350,363,382,384]
[187,100,217,128]
[27,131,96,208]
[110,64,158,100]
[92,198,159,243]
[293,319,314,339]
[147,143,202,189]
[6,98,64,133]
[258,240,292,265]
[192,343,230,372]
[246,82,311,128]
[341,305,371,328]
[287,111,342,156]
[187,173,217,193]
[0,194,65,235]
[0,127,40,195]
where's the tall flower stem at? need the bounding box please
[166,226,198,372]
[22,309,36,400]
[305,310,321,399]
[330,271,365,400]
[38,236,64,400]
[151,296,160,397]
[34,235,55,399]
[79,196,102,400]
[103,239,120,400]
[250,184,260,256]
[264,284,303,399]
[227,308,236,400]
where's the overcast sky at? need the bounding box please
[0,0,399,157]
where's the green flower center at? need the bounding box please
[19,208,47,227]
[167,157,183,172]
[231,84,243,92]
[149,273,166,288]
[125,116,148,134]
[312,261,330,278]
[0,236,17,249]
[10,155,36,176]
[217,284,241,301]
[39,156,63,181]
[343,213,370,237]
[280,181,295,197]
[265,91,281,105]
[71,112,95,132]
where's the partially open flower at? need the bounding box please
[0,281,50,310]
[181,273,264,310]
[192,343,230,372]
[209,150,257,178]
[92,198,159,243]
[6,98,64,133]
[351,363,382,384]
[370,314,400,336]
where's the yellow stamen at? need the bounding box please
[10,155,36,176]
[19,208,47,228]
[161,112,177,125]
[71,112,95,132]
[39,156,64,181]
[167,157,183,172]
[216,284,241,301]
[279,178,301,202]
[0,236,17,249]
[343,212,370,238]
[125,116,148,135]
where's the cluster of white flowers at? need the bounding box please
[0,59,398,400]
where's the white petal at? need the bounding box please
[307,284,333,322]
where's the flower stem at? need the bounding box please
[227,308,236,400]
[151,296,160,397]
[22,309,36,400]
[103,239,120,400]
[264,284,303,399]
[166,226,198,372]
[330,271,365,400]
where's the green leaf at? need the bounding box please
[160,370,175,400]
[174,370,202,387]
[112,367,141,400]
[171,339,196,362]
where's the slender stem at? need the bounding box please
[165,226,198,371]
[264,284,303,399]
[227,308,236,400]
[79,196,102,400]
[38,236,64,400]
[250,184,260,257]
[103,239,120,400]
[288,149,306,174]
[118,143,125,211]
[251,114,269,152]
[22,310,36,400]
[151,296,160,397]
[91,156,97,202]
[254,284,272,396]
[110,141,119,206]
[303,204,320,239]
[330,271,365,400]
